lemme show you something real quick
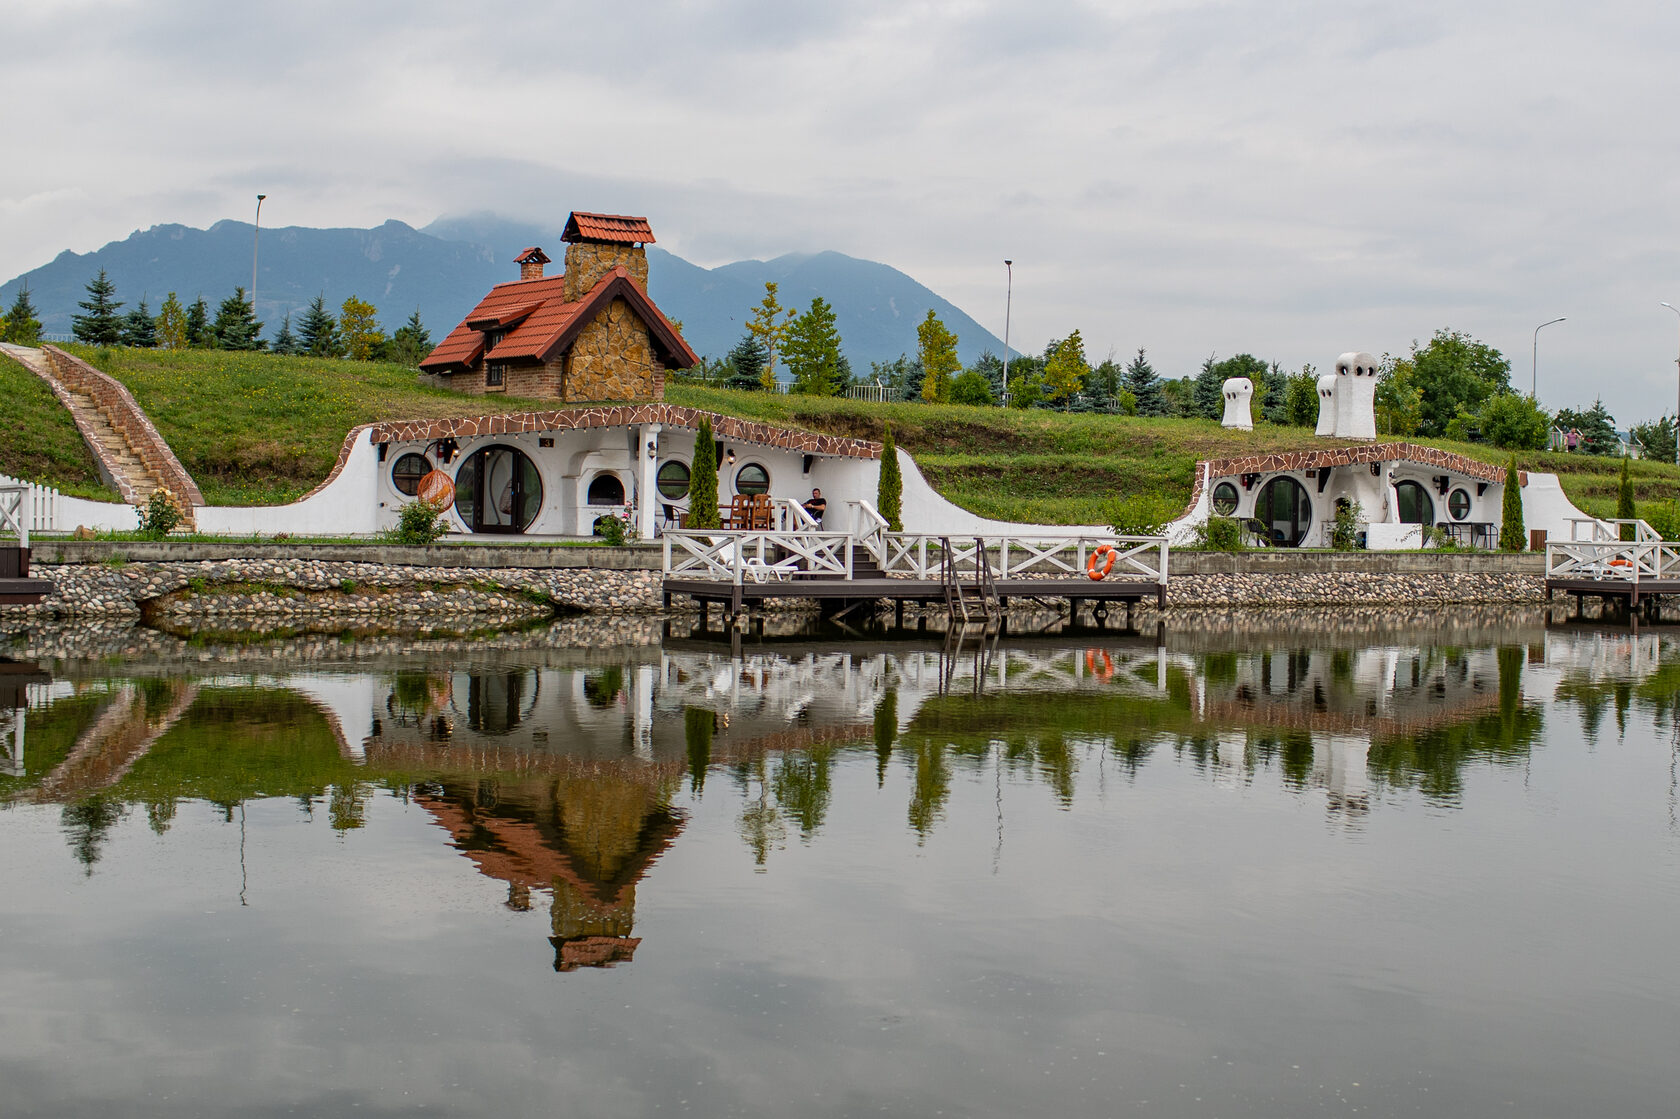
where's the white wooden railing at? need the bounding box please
[1566,517,1659,543]
[664,529,856,584]
[0,484,30,547]
[0,475,59,533]
[881,533,1169,587]
[1547,538,1680,584]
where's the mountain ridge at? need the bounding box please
[2,215,1005,368]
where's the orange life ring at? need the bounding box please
[1087,545,1117,581]
[1085,649,1114,681]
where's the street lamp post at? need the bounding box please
[1531,316,1565,398]
[1662,302,1680,466]
[1001,260,1013,406]
[251,194,267,326]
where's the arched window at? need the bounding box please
[1448,488,1471,521]
[735,463,770,496]
[1255,476,1312,547]
[657,460,692,500]
[453,445,543,534]
[587,473,626,506]
[1212,481,1239,516]
[1395,480,1435,525]
[392,453,430,496]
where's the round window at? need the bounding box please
[657,460,692,500]
[1254,476,1312,547]
[735,463,770,496]
[1448,489,1471,521]
[392,452,430,496]
[1395,480,1435,526]
[1212,481,1239,516]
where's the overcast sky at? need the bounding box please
[5,0,1680,421]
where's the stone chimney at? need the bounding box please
[561,213,654,302]
[514,247,551,282]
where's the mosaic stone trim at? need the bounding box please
[369,405,882,460]
[1184,442,1523,516]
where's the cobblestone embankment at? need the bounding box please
[1162,570,1545,607]
[8,559,671,620]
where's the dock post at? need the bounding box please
[894,598,905,628]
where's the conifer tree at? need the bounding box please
[1617,454,1636,540]
[687,417,721,529]
[121,296,158,348]
[1,284,42,345]
[185,295,212,347]
[1193,355,1225,419]
[298,294,341,357]
[155,293,187,350]
[72,269,124,345]
[916,310,960,404]
[1121,349,1165,416]
[783,296,846,396]
[1501,457,1525,551]
[877,424,903,531]
[390,309,432,366]
[271,313,301,356]
[725,333,768,391]
[212,287,265,350]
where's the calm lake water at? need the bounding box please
[2,610,1678,1118]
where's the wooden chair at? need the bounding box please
[724,494,750,530]
[748,493,774,530]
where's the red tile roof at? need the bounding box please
[562,212,656,244]
[419,268,698,374]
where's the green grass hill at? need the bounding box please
[3,346,1677,525]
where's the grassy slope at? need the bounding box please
[64,344,560,505]
[32,347,1680,521]
[0,353,119,500]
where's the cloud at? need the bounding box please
[4,1,1680,417]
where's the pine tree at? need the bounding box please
[71,269,124,345]
[338,295,384,360]
[1193,355,1225,419]
[390,309,432,366]
[916,311,960,403]
[185,295,213,347]
[1502,456,1525,551]
[877,424,903,531]
[725,332,768,391]
[121,296,158,347]
[212,287,265,350]
[783,296,846,396]
[155,293,187,350]
[271,313,301,355]
[687,417,721,529]
[298,293,341,357]
[1122,348,1166,417]
[1,284,42,345]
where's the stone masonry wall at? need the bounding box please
[563,242,649,303]
[564,298,664,403]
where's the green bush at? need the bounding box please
[1646,501,1680,540]
[1330,500,1366,551]
[1110,494,1182,537]
[595,511,630,546]
[390,500,448,546]
[135,489,182,539]
[1195,516,1247,551]
[1480,392,1550,450]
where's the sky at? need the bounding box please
[5,0,1680,422]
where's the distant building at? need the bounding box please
[419,212,698,402]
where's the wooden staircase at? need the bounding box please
[940,536,1001,631]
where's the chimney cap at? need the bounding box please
[513,247,551,264]
[562,212,656,245]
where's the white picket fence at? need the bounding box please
[0,475,62,534]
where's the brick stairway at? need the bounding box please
[1,343,200,526]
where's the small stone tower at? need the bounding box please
[562,212,654,301]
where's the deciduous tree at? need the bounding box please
[1041,330,1090,405]
[745,282,795,387]
[1375,362,1423,436]
[783,296,846,396]
[72,269,124,345]
[1395,330,1512,437]
[155,293,188,350]
[916,311,960,403]
[338,295,385,360]
[1479,393,1549,450]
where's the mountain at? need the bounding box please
[4,215,1005,369]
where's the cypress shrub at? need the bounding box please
[1617,455,1636,540]
[1501,457,1525,551]
[878,424,903,531]
[687,417,721,530]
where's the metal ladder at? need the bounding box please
[940,537,1001,632]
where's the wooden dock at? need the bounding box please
[1544,521,1680,621]
[0,485,52,606]
[661,528,1169,623]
